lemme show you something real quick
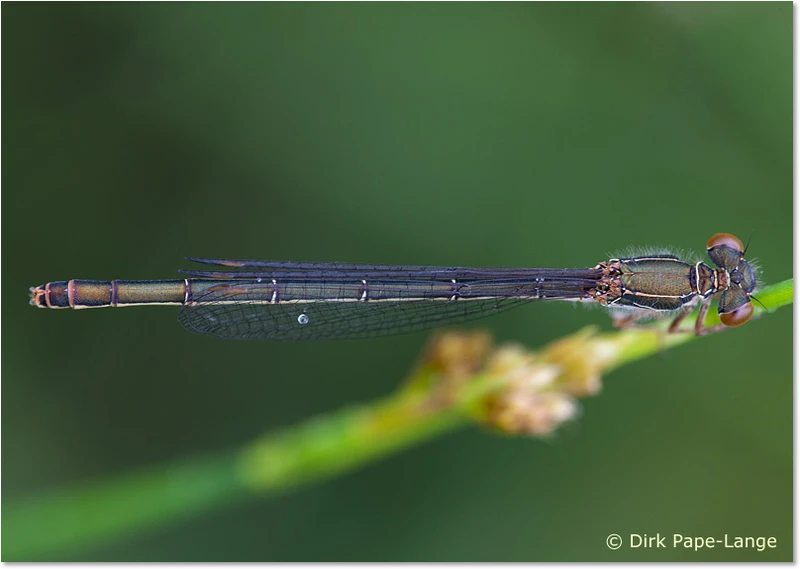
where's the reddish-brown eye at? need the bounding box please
[719,301,753,327]
[707,233,744,253]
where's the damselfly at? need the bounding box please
[30,233,757,341]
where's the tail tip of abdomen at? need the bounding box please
[29,281,72,308]
[30,285,47,307]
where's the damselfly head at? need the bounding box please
[706,233,756,327]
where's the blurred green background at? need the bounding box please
[3,2,792,561]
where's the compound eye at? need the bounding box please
[707,233,744,253]
[719,301,753,327]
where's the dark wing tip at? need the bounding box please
[179,269,244,278]
[185,257,249,267]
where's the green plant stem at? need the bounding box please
[4,279,792,560]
